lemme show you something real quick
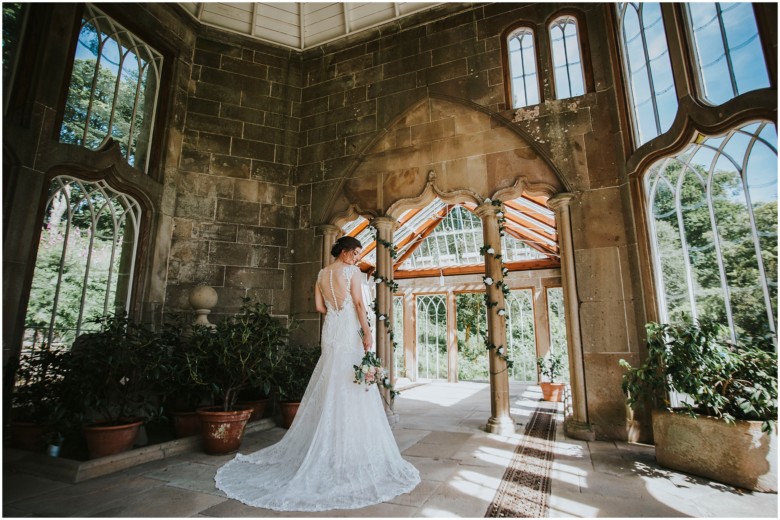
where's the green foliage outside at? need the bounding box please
[651,160,778,339]
[505,290,538,382]
[546,288,570,382]
[456,293,489,381]
[2,3,24,92]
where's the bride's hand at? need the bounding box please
[362,332,372,352]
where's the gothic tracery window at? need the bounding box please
[507,26,540,108]
[685,2,769,106]
[616,2,678,146]
[549,15,585,99]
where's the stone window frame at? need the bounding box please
[546,10,593,100]
[615,2,678,148]
[502,23,543,109]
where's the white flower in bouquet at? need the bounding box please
[361,365,369,373]
[483,276,493,286]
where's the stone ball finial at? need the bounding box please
[189,285,218,328]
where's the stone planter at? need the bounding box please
[539,382,565,402]
[652,409,777,492]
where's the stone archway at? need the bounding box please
[315,96,590,437]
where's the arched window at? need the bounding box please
[645,122,777,341]
[59,4,163,171]
[416,294,448,380]
[549,15,585,99]
[506,26,540,108]
[24,176,142,350]
[616,2,677,146]
[685,3,769,106]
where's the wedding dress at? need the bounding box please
[215,264,420,511]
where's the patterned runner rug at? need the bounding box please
[485,404,558,518]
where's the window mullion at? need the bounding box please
[714,3,739,98]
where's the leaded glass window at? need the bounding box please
[546,287,570,382]
[507,26,540,108]
[505,289,537,382]
[24,176,142,351]
[549,16,585,99]
[645,121,777,340]
[392,295,405,377]
[456,292,488,382]
[416,294,448,380]
[617,2,677,145]
[59,4,163,170]
[685,2,769,106]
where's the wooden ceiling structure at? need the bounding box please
[344,195,560,279]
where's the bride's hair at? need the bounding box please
[331,236,362,258]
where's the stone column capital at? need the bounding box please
[370,215,399,233]
[474,201,502,219]
[318,224,343,238]
[547,192,576,212]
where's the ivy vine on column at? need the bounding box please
[479,198,514,371]
[370,227,400,398]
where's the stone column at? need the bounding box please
[320,224,342,267]
[446,289,458,383]
[475,202,515,436]
[371,216,399,423]
[548,193,594,440]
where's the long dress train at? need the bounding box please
[215,264,420,511]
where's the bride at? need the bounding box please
[215,236,420,511]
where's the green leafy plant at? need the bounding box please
[537,350,564,383]
[63,313,170,425]
[157,315,214,412]
[10,344,70,430]
[619,317,778,432]
[273,343,321,402]
[186,298,289,412]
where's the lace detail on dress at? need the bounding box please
[215,263,419,511]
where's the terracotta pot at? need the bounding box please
[196,406,253,455]
[652,409,777,492]
[10,421,46,452]
[280,401,301,429]
[82,419,143,459]
[171,410,201,438]
[237,398,268,422]
[540,382,565,402]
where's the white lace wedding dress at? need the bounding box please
[215,264,420,511]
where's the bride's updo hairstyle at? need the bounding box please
[331,236,362,258]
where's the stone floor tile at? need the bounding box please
[402,455,459,482]
[2,471,71,504]
[143,461,226,497]
[387,479,443,507]
[90,485,227,517]
[393,427,431,452]
[548,487,688,518]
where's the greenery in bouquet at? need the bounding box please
[354,351,399,400]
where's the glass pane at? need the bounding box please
[59,5,162,171]
[455,292,488,381]
[416,294,448,380]
[392,296,405,378]
[505,289,537,382]
[546,287,570,382]
[645,122,777,340]
[507,28,540,109]
[24,176,141,351]
[687,2,769,105]
[550,17,585,100]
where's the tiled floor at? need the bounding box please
[3,382,777,517]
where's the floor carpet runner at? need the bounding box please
[485,404,558,518]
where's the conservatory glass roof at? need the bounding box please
[341,194,559,277]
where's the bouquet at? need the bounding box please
[353,351,399,399]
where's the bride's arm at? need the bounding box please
[350,269,373,351]
[314,279,327,314]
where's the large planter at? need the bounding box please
[280,401,301,428]
[196,406,253,455]
[539,382,565,402]
[10,421,46,452]
[171,410,201,438]
[83,419,144,459]
[652,409,777,492]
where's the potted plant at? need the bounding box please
[186,297,288,454]
[9,344,69,452]
[273,343,321,428]
[537,349,565,402]
[62,313,170,459]
[620,317,777,492]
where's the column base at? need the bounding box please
[386,410,399,426]
[485,415,515,435]
[563,416,596,441]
